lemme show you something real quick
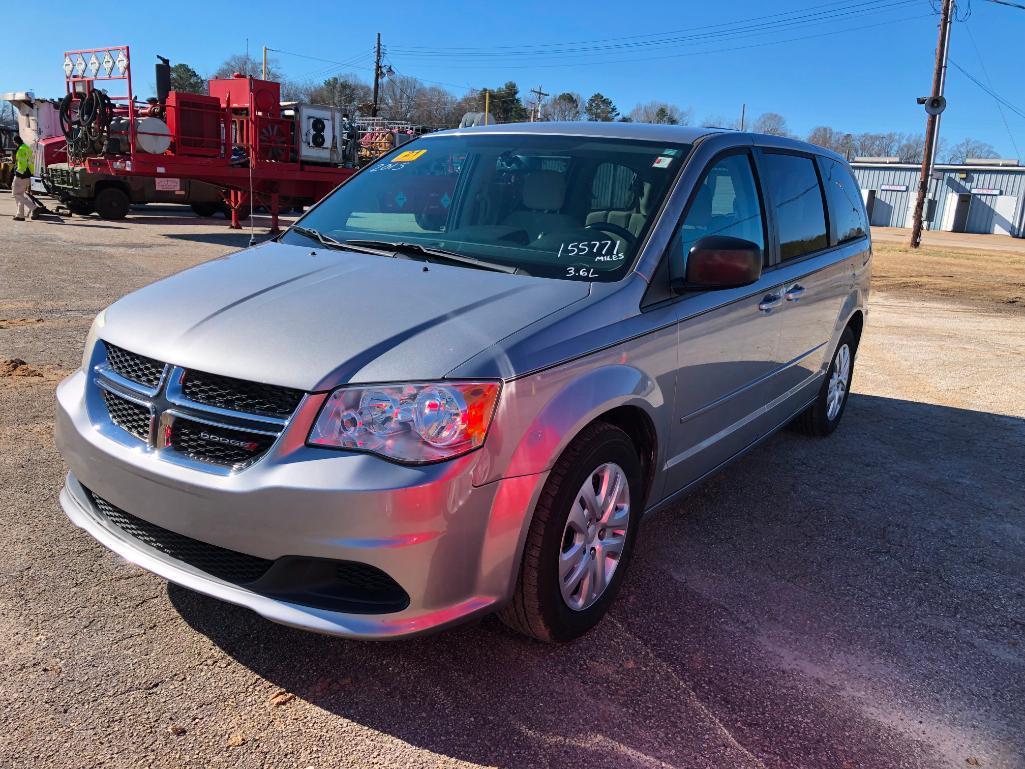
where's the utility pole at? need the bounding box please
[909,0,953,248]
[262,46,267,80]
[483,89,489,126]
[529,85,549,122]
[372,33,382,117]
[739,103,746,131]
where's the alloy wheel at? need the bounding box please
[559,462,631,611]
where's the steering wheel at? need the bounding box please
[585,221,637,247]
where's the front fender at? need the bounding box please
[476,359,669,487]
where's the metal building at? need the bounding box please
[851,158,1025,237]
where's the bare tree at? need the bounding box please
[311,75,373,114]
[751,112,789,136]
[543,92,582,121]
[701,114,738,129]
[282,80,319,103]
[629,101,691,125]
[896,134,926,163]
[212,53,280,80]
[945,137,998,163]
[806,126,844,153]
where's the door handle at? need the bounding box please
[785,284,806,302]
[758,293,782,313]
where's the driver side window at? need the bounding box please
[673,153,766,277]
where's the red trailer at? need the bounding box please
[60,46,356,231]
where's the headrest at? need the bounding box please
[522,170,566,211]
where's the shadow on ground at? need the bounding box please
[169,393,1025,769]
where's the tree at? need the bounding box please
[946,137,998,163]
[213,53,279,80]
[584,92,619,122]
[169,63,206,94]
[896,134,926,163]
[807,126,846,154]
[752,112,790,137]
[701,114,738,129]
[543,92,582,121]
[480,81,529,123]
[629,101,691,125]
[311,75,373,114]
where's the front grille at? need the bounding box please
[85,489,410,613]
[181,370,303,418]
[88,491,273,584]
[102,389,152,441]
[104,342,166,389]
[169,418,276,469]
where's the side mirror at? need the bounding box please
[674,236,762,292]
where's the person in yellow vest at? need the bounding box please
[11,135,38,221]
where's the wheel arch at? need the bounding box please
[488,362,667,506]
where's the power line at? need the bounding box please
[390,0,919,53]
[949,60,1025,120]
[983,0,1025,9]
[388,0,922,60]
[962,22,1022,158]
[389,13,934,71]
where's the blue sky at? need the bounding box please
[4,0,1023,158]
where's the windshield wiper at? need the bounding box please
[290,226,393,255]
[343,239,521,275]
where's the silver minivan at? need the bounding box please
[55,123,870,642]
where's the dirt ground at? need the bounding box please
[870,228,1025,313]
[1,202,1023,769]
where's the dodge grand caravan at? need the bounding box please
[55,123,871,642]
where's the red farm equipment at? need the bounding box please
[56,46,359,231]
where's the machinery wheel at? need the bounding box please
[190,202,221,217]
[221,204,250,221]
[66,200,95,216]
[94,187,130,220]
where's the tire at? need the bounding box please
[789,326,856,437]
[66,200,94,216]
[220,205,250,221]
[190,202,220,217]
[93,187,130,220]
[498,421,642,642]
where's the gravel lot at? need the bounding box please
[2,200,1023,769]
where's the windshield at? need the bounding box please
[281,133,691,282]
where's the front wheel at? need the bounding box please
[789,326,856,436]
[498,421,642,642]
[94,187,129,220]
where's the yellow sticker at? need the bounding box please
[393,149,427,162]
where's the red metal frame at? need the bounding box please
[62,45,355,232]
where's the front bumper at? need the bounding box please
[56,370,547,639]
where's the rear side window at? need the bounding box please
[761,153,828,260]
[819,158,868,243]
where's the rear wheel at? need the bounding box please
[190,202,220,217]
[498,421,642,642]
[789,326,856,437]
[94,187,129,220]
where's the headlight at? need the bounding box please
[308,381,501,463]
[81,309,106,371]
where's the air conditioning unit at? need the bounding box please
[298,105,337,163]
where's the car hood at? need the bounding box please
[99,241,590,391]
